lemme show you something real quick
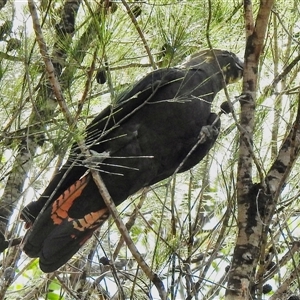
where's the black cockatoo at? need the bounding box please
[21,49,243,272]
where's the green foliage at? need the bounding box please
[47,279,65,300]
[0,1,300,299]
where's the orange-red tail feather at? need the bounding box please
[22,174,109,272]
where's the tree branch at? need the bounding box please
[28,1,167,298]
[226,1,275,299]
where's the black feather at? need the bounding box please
[21,49,243,272]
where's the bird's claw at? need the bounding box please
[199,125,219,144]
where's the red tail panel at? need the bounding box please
[51,175,89,225]
[22,174,110,271]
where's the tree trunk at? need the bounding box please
[226,1,275,299]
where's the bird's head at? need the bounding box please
[180,49,244,84]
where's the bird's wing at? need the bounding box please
[85,68,185,145]
[21,68,186,224]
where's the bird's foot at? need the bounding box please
[199,125,219,144]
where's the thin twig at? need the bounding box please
[113,188,149,260]
[91,171,168,300]
[121,0,157,70]
[75,46,99,121]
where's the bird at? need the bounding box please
[20,49,243,272]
